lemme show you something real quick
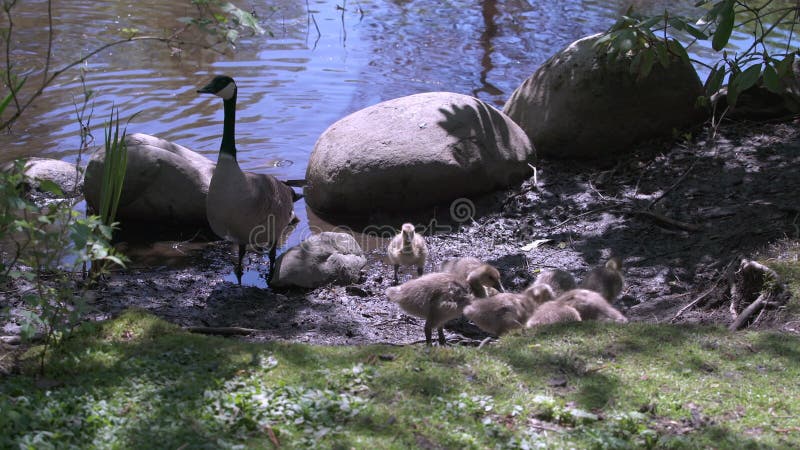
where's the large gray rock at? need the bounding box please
[305,92,535,214]
[270,232,366,289]
[84,133,215,224]
[503,34,706,159]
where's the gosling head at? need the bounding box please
[400,223,416,245]
[606,257,622,272]
[197,75,237,100]
[523,283,555,305]
[466,264,505,296]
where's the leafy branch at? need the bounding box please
[595,0,800,112]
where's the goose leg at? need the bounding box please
[393,264,400,285]
[267,244,277,284]
[417,265,424,277]
[437,327,447,346]
[235,244,246,285]
[423,321,433,346]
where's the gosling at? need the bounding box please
[464,284,555,336]
[532,268,577,297]
[387,223,428,285]
[579,257,624,302]
[557,288,628,323]
[440,256,505,296]
[526,301,582,327]
[386,264,502,345]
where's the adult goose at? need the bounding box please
[197,75,298,284]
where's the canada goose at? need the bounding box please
[440,256,506,296]
[532,268,576,297]
[387,223,428,285]
[557,288,628,323]
[386,264,503,345]
[579,257,624,302]
[197,75,299,285]
[464,284,555,336]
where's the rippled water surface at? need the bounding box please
[0,0,788,275]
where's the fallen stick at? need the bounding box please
[186,326,263,336]
[729,292,768,331]
[628,210,702,232]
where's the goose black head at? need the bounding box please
[197,75,237,100]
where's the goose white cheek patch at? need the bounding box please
[217,82,236,100]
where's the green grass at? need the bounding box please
[1,309,799,449]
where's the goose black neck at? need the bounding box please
[220,92,237,159]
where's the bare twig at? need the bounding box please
[627,210,702,232]
[186,326,263,336]
[646,160,696,210]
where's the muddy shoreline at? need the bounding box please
[4,120,800,345]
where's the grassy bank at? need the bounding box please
[1,309,798,449]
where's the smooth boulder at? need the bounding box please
[503,34,706,159]
[305,92,535,214]
[269,232,366,289]
[84,133,215,224]
[16,158,82,197]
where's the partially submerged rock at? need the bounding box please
[84,133,215,225]
[4,158,83,198]
[503,33,706,159]
[305,92,535,214]
[269,232,367,289]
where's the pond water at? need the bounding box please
[0,0,788,283]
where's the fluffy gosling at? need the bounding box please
[557,288,628,323]
[465,284,555,336]
[578,257,624,302]
[387,223,428,285]
[440,256,505,297]
[532,268,577,297]
[386,264,502,345]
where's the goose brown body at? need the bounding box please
[198,75,297,284]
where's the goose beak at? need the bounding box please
[197,84,214,94]
[496,282,506,293]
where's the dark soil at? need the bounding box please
[3,120,800,345]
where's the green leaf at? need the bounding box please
[705,64,726,96]
[655,43,671,68]
[639,50,656,80]
[762,64,782,94]
[221,2,265,35]
[684,23,709,40]
[36,179,64,196]
[667,39,691,66]
[735,64,762,93]
[712,0,735,51]
[775,53,796,78]
[613,28,636,53]
[727,72,740,107]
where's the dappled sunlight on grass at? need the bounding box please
[2,309,799,448]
